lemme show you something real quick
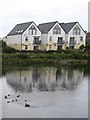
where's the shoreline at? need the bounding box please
[2,52,89,66]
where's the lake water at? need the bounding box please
[0,66,88,118]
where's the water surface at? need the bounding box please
[1,66,88,118]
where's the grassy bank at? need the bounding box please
[2,50,89,66]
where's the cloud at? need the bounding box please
[0,0,88,37]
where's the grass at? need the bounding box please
[2,50,89,66]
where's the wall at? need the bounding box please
[21,22,41,51]
[48,23,66,51]
[7,35,21,50]
[68,23,86,49]
[40,34,48,51]
[6,23,41,51]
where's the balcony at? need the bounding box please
[69,37,76,45]
[69,41,76,45]
[57,40,65,45]
[33,40,41,45]
[33,37,41,45]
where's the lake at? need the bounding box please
[0,65,88,118]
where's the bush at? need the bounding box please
[1,41,18,53]
[17,53,28,59]
[85,44,90,51]
[79,45,85,51]
[3,46,18,53]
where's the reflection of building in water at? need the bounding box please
[6,67,84,92]
[56,68,84,89]
[38,67,57,91]
[6,69,33,92]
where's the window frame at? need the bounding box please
[80,36,83,41]
[53,25,61,35]
[70,37,75,43]
[25,36,28,41]
[29,25,37,35]
[25,45,28,50]
[73,25,81,35]
[49,36,52,41]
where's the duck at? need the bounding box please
[25,103,30,107]
[12,100,14,102]
[7,101,10,103]
[17,95,20,98]
[4,95,8,99]
[8,94,10,96]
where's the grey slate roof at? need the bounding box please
[38,21,58,34]
[7,22,33,36]
[60,22,77,33]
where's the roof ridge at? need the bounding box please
[17,21,33,25]
[38,21,58,25]
[62,21,78,24]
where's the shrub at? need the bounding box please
[79,45,85,51]
[85,44,90,51]
[1,41,18,53]
[17,53,28,59]
[3,46,18,53]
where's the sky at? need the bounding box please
[0,0,89,37]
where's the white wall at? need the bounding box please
[41,34,48,44]
[22,23,41,44]
[48,23,66,43]
[7,35,21,44]
[68,23,86,47]
[6,22,41,50]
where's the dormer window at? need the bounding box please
[53,25,61,35]
[73,25,81,35]
[29,25,37,35]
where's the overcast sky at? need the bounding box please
[0,0,89,37]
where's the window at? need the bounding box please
[80,37,83,41]
[29,30,32,35]
[77,29,80,35]
[25,45,28,50]
[70,45,74,49]
[73,30,77,35]
[70,37,75,43]
[53,25,61,35]
[73,25,81,35]
[49,36,52,41]
[25,36,28,41]
[58,37,63,43]
[49,45,52,50]
[29,25,37,35]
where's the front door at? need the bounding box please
[58,45,62,50]
[34,46,39,51]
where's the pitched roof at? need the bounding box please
[7,21,33,36]
[60,22,77,33]
[38,21,58,34]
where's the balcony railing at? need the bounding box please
[69,41,76,45]
[57,40,65,45]
[33,40,41,45]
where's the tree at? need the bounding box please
[0,40,18,53]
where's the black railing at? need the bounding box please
[57,40,65,45]
[33,40,41,45]
[69,41,76,45]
